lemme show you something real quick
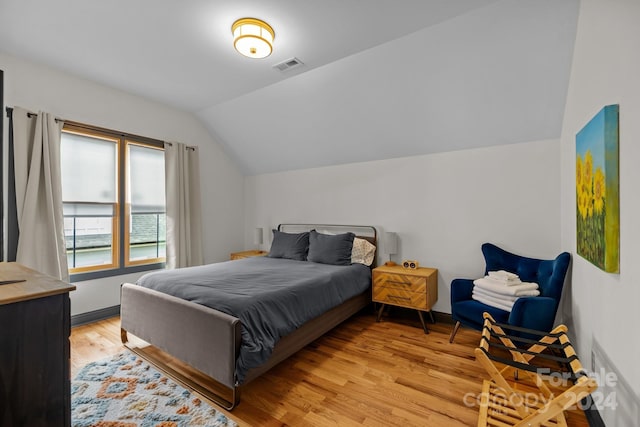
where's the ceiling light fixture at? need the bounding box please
[232,18,275,59]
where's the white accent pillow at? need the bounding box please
[351,237,376,266]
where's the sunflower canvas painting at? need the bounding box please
[576,104,619,273]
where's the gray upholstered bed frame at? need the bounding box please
[120,224,377,410]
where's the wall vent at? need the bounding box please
[273,57,304,72]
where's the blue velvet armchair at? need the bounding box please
[449,243,571,343]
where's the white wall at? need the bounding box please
[559,0,640,406]
[1,52,245,316]
[245,138,561,313]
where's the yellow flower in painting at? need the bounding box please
[577,190,588,219]
[576,156,583,189]
[577,151,593,218]
[576,155,587,219]
[593,167,605,213]
[583,150,593,189]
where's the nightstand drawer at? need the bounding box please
[372,286,426,309]
[373,273,426,293]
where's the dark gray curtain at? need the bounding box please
[0,69,3,261]
[5,107,19,262]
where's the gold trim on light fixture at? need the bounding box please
[232,18,275,59]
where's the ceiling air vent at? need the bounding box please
[273,57,304,72]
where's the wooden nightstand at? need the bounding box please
[230,250,268,260]
[372,264,438,334]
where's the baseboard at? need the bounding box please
[71,304,452,328]
[432,310,454,324]
[71,305,120,327]
[582,396,605,427]
[374,305,454,325]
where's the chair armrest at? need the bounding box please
[451,278,475,304]
[508,296,558,333]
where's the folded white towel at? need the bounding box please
[487,271,522,285]
[488,270,519,280]
[473,290,515,307]
[472,292,515,312]
[482,275,522,287]
[473,277,539,296]
[473,286,519,303]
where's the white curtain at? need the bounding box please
[11,107,69,281]
[164,142,204,269]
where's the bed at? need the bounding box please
[120,224,377,409]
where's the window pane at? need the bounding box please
[128,143,166,263]
[129,213,166,261]
[61,132,117,203]
[128,143,165,213]
[65,216,114,269]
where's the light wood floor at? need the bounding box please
[70,312,589,427]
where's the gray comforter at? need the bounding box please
[135,257,371,383]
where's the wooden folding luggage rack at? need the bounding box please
[474,313,597,427]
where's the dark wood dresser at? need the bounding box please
[0,262,75,427]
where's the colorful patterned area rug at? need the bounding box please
[72,351,238,427]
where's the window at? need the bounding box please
[61,124,166,279]
[126,142,166,266]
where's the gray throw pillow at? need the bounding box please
[307,230,355,265]
[267,230,309,261]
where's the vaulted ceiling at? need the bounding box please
[0,0,579,174]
